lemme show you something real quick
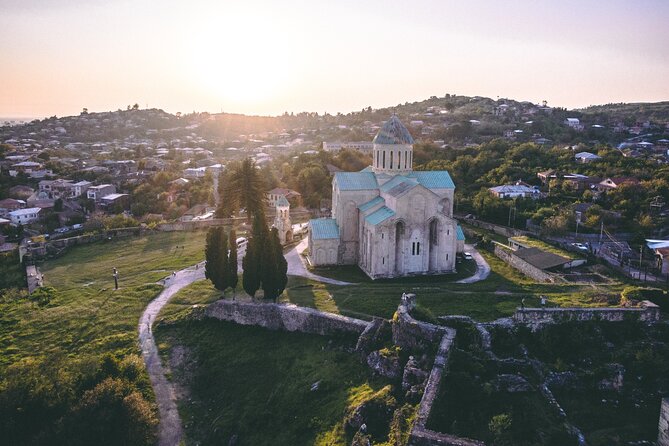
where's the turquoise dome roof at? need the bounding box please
[372,115,414,145]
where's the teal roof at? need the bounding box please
[310,218,339,240]
[334,172,378,190]
[379,175,417,193]
[407,171,455,189]
[456,225,465,241]
[365,206,395,225]
[358,196,384,213]
[275,196,289,207]
[373,115,415,145]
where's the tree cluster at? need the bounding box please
[0,354,157,446]
[242,216,287,301]
[204,227,238,293]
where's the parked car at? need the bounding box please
[236,237,247,247]
[463,252,474,260]
[571,242,588,251]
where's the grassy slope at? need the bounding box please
[155,315,387,446]
[0,231,206,371]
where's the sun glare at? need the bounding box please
[189,14,293,108]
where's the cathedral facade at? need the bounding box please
[308,115,464,279]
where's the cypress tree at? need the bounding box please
[273,228,288,297]
[242,215,265,297]
[228,228,238,291]
[218,227,230,292]
[262,227,288,301]
[204,227,221,290]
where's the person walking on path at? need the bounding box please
[520,297,525,311]
[540,295,546,308]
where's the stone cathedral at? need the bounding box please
[308,115,464,279]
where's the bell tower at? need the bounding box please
[274,195,292,245]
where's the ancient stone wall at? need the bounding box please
[205,299,370,337]
[494,244,556,283]
[460,218,527,239]
[393,295,484,446]
[514,301,661,327]
[392,294,448,350]
[659,398,669,446]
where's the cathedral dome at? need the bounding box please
[372,115,414,145]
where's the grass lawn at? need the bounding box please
[155,317,390,446]
[307,258,479,284]
[0,230,206,371]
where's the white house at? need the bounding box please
[574,152,602,163]
[489,185,540,199]
[565,118,584,131]
[9,207,41,225]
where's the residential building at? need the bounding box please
[564,118,584,130]
[8,207,42,225]
[489,184,540,199]
[574,152,602,163]
[598,177,640,190]
[87,184,116,201]
[267,188,302,207]
[0,198,26,217]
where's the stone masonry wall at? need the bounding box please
[205,299,370,337]
[659,398,669,446]
[494,244,556,283]
[394,295,485,446]
[513,301,661,327]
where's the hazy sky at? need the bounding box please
[1,0,668,118]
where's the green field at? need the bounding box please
[161,242,628,324]
[0,230,206,371]
[154,317,396,446]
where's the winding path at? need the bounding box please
[139,264,205,446]
[456,244,491,284]
[285,238,354,285]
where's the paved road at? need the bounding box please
[285,239,354,285]
[456,244,491,284]
[139,264,205,446]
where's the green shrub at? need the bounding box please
[621,286,667,308]
[30,286,58,306]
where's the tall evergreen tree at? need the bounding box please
[204,227,222,289]
[242,215,265,297]
[262,227,288,301]
[218,227,230,292]
[228,228,238,291]
[223,158,266,219]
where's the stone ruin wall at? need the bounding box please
[204,299,369,337]
[394,294,485,446]
[514,301,661,327]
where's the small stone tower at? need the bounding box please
[274,195,292,245]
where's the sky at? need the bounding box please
[1,0,668,118]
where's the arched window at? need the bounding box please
[395,221,405,273]
[390,151,394,169]
[429,219,438,245]
[382,151,386,169]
